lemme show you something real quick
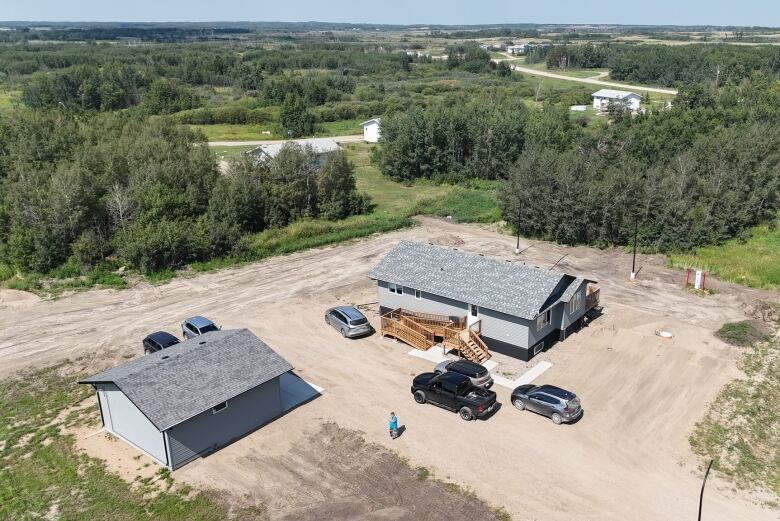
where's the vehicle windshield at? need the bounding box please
[199,324,219,334]
[349,318,368,326]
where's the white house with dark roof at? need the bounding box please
[79,329,313,469]
[369,241,599,361]
[592,89,642,111]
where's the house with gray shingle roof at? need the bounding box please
[369,241,598,361]
[79,329,295,469]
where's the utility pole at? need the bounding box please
[630,215,638,280]
[515,207,521,254]
[698,460,714,521]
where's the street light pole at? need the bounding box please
[698,460,714,521]
[630,215,638,280]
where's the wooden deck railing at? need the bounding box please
[586,288,600,311]
[380,315,432,351]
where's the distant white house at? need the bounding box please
[362,118,381,143]
[592,89,642,112]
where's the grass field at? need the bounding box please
[192,119,362,142]
[209,144,256,160]
[668,218,780,289]
[191,123,279,141]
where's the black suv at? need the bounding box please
[142,331,180,355]
[411,371,498,421]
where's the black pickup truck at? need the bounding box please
[411,371,498,421]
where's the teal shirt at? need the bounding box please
[388,416,398,430]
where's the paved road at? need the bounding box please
[496,54,678,95]
[208,134,364,147]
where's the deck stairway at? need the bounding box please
[381,308,490,363]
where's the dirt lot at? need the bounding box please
[1,217,778,520]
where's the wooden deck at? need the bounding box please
[380,308,490,364]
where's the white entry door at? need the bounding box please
[467,304,479,327]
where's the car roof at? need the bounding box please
[146,331,179,344]
[185,315,215,328]
[439,371,470,385]
[450,360,483,372]
[334,306,365,320]
[536,385,576,400]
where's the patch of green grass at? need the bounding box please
[190,123,280,141]
[209,144,256,160]
[689,328,779,496]
[411,186,501,223]
[0,365,265,520]
[315,118,364,137]
[146,269,176,285]
[415,466,430,481]
[715,321,767,347]
[668,218,780,289]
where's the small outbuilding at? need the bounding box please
[79,329,294,470]
[361,118,381,143]
[592,89,642,112]
[370,241,599,362]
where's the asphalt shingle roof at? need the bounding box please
[80,329,293,431]
[246,138,340,161]
[592,89,641,100]
[369,241,573,320]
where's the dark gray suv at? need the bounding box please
[325,306,373,338]
[511,384,582,424]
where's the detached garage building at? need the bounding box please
[79,329,293,470]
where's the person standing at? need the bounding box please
[388,412,398,439]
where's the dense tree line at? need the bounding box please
[499,77,780,250]
[0,111,369,274]
[533,43,780,86]
[378,97,580,182]
[380,78,780,251]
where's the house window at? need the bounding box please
[212,401,228,414]
[569,292,582,313]
[470,305,478,317]
[536,309,551,330]
[414,289,421,300]
[388,283,403,295]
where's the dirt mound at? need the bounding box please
[744,301,780,323]
[427,234,464,247]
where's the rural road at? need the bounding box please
[496,53,678,95]
[208,134,364,147]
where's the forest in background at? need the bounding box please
[1,24,779,288]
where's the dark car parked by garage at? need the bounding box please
[325,306,374,338]
[511,384,582,424]
[142,331,180,355]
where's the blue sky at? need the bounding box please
[3,1,779,27]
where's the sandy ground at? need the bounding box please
[1,217,778,520]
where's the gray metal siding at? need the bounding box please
[477,307,531,349]
[561,283,588,328]
[377,280,467,319]
[166,378,282,469]
[97,383,167,465]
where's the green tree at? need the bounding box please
[279,94,315,138]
